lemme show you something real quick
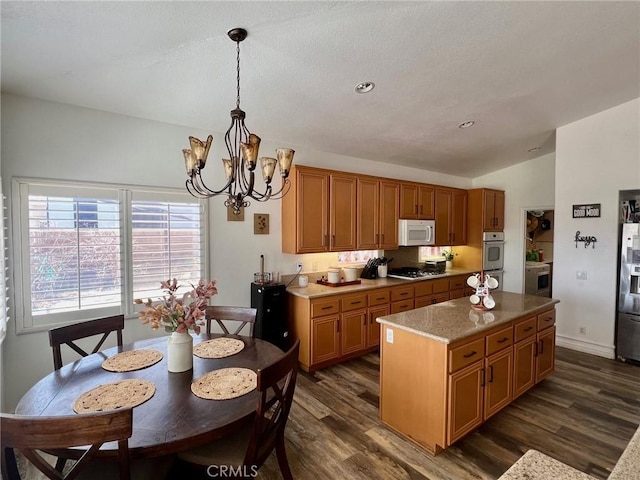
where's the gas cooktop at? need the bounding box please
[387,267,446,280]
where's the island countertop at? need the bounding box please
[376,291,559,344]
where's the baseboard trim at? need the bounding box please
[556,335,615,359]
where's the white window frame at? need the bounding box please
[11,177,209,334]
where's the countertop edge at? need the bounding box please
[286,268,478,299]
[376,294,559,345]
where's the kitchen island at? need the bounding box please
[377,291,559,454]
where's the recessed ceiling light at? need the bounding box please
[458,121,475,129]
[528,146,541,152]
[355,81,375,94]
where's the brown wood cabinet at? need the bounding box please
[281,165,356,254]
[288,277,465,371]
[513,310,556,399]
[380,306,556,454]
[482,189,505,231]
[356,178,399,250]
[435,187,467,245]
[400,182,435,219]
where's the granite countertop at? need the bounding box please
[497,450,597,480]
[376,291,559,344]
[286,268,477,299]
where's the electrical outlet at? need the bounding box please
[579,326,587,335]
[386,328,394,344]
[576,271,588,280]
[296,262,303,271]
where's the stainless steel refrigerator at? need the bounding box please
[617,223,640,362]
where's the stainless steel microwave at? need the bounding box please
[398,219,436,246]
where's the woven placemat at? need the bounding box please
[191,368,256,400]
[102,349,163,372]
[73,379,156,413]
[193,338,245,359]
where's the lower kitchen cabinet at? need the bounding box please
[367,304,388,347]
[341,309,367,355]
[380,306,556,454]
[311,315,340,365]
[448,361,484,444]
[484,347,513,419]
[536,326,556,382]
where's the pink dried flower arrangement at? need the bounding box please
[135,278,218,334]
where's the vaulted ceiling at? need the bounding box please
[2,1,639,177]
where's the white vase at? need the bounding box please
[446,260,453,270]
[167,332,193,373]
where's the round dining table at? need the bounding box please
[15,334,285,459]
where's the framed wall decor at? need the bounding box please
[254,213,269,234]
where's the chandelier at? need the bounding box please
[182,28,295,215]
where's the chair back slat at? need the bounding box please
[244,339,300,473]
[48,315,124,370]
[205,306,257,336]
[1,409,133,480]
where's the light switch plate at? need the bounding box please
[576,271,588,280]
[386,328,394,344]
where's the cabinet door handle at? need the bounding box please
[524,326,533,332]
[497,337,509,344]
[381,233,385,242]
[363,316,367,325]
[415,204,418,214]
[337,321,340,333]
[376,297,386,301]
[534,341,538,357]
[399,292,409,296]
[376,233,380,243]
[332,234,336,246]
[489,365,494,383]
[419,205,423,214]
[463,350,477,358]
[539,339,544,354]
[481,368,486,387]
[323,235,328,247]
[321,306,333,310]
[350,301,362,305]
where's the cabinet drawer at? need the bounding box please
[433,279,449,294]
[368,289,390,306]
[310,298,340,318]
[449,276,466,290]
[449,338,485,373]
[537,309,556,331]
[486,326,513,356]
[391,286,414,302]
[414,281,433,297]
[391,299,414,314]
[514,317,536,342]
[341,294,367,312]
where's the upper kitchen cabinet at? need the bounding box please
[282,165,356,254]
[357,177,399,250]
[400,182,435,219]
[472,188,505,231]
[435,187,467,246]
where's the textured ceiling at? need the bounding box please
[2,1,639,177]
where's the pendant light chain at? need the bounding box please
[236,40,241,109]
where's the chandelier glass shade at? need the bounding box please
[183,28,294,215]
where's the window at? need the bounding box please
[12,179,207,333]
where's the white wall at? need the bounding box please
[0,94,471,410]
[554,98,640,358]
[472,153,556,293]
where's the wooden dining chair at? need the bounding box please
[175,339,301,480]
[48,315,125,370]
[205,306,257,336]
[1,408,133,480]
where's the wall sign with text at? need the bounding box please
[573,203,601,218]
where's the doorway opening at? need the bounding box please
[522,207,554,296]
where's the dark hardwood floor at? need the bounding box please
[258,347,640,480]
